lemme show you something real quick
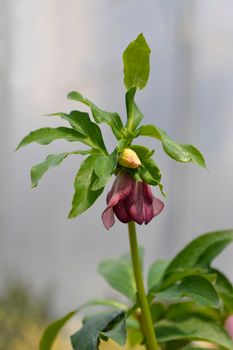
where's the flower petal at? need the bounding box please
[152,197,164,217]
[102,207,115,230]
[125,182,145,225]
[113,200,131,223]
[107,172,134,207]
[102,172,134,229]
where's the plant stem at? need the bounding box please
[128,221,160,350]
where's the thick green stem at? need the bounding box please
[128,221,160,350]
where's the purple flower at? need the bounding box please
[102,172,164,229]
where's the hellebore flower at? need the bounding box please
[102,172,164,229]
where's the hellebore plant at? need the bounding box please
[17,34,233,350]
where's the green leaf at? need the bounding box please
[39,310,76,350]
[31,150,92,188]
[68,154,104,218]
[155,315,233,350]
[156,268,216,291]
[150,303,166,323]
[50,110,107,153]
[138,124,206,168]
[71,310,125,350]
[129,145,154,160]
[211,268,233,313]
[98,257,136,301]
[165,230,233,274]
[147,260,169,291]
[138,157,162,186]
[92,150,118,191]
[155,275,220,309]
[101,315,127,346]
[39,299,126,350]
[123,33,151,90]
[16,127,86,150]
[125,87,144,130]
[67,91,123,139]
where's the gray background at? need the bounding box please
[0,0,233,314]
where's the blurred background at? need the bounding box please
[1,0,233,348]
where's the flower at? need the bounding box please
[102,171,164,229]
[118,148,141,169]
[225,314,233,339]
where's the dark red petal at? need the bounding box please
[113,200,131,223]
[142,182,153,203]
[102,207,115,230]
[107,172,134,207]
[151,197,164,218]
[125,182,145,225]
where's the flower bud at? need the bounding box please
[118,148,141,169]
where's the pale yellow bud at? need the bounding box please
[118,148,141,169]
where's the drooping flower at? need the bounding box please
[102,171,164,229]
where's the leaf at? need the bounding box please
[92,150,118,191]
[211,268,233,313]
[51,110,107,153]
[98,257,136,301]
[123,33,151,90]
[31,150,92,188]
[155,275,220,309]
[138,124,206,168]
[68,154,104,218]
[156,268,216,291]
[125,87,144,130]
[39,299,127,350]
[138,157,162,186]
[129,145,154,160]
[147,260,169,290]
[71,310,125,350]
[16,127,86,150]
[165,230,233,274]
[101,315,127,346]
[67,91,123,139]
[155,315,233,350]
[39,310,76,350]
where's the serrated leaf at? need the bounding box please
[31,150,92,188]
[16,127,86,150]
[68,154,104,218]
[92,150,118,191]
[123,33,151,90]
[67,91,123,139]
[125,87,144,130]
[155,315,233,349]
[71,310,125,350]
[101,315,127,346]
[147,260,169,290]
[165,230,233,274]
[138,124,206,168]
[39,310,76,350]
[50,110,107,153]
[98,258,136,301]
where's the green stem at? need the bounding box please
[128,221,160,350]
